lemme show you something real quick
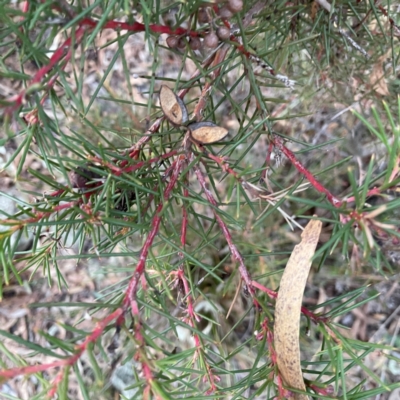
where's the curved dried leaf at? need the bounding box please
[273,219,322,400]
[159,85,188,125]
[189,121,228,144]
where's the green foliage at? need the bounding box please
[0,0,400,399]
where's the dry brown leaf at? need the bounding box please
[189,121,228,144]
[370,54,390,96]
[274,218,322,400]
[159,85,188,125]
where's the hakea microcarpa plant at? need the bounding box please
[1,0,400,398]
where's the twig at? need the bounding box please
[121,156,185,316]
[192,162,256,300]
[0,308,123,380]
[315,0,370,58]
[272,136,342,207]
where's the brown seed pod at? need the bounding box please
[274,218,322,400]
[204,32,219,48]
[216,26,230,40]
[189,36,202,50]
[227,0,243,13]
[218,6,233,19]
[166,35,179,48]
[197,7,209,24]
[159,85,188,125]
[189,121,228,144]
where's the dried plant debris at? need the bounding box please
[189,121,228,144]
[159,85,188,125]
[273,218,322,400]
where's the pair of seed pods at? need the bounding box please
[159,85,228,144]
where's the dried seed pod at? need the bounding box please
[274,219,322,400]
[189,36,202,50]
[166,35,179,48]
[227,0,243,13]
[159,85,188,125]
[218,6,233,19]
[197,7,209,23]
[216,26,230,40]
[189,121,228,144]
[204,32,219,48]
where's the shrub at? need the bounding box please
[1,0,400,399]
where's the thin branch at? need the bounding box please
[192,161,256,301]
[121,156,185,316]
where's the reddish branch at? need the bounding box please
[378,5,400,37]
[0,150,182,237]
[5,25,86,114]
[344,187,381,204]
[180,180,189,253]
[172,179,221,393]
[272,136,342,207]
[91,149,179,175]
[252,280,329,324]
[197,153,336,320]
[193,44,230,120]
[78,17,199,37]
[175,170,200,336]
[112,156,188,393]
[131,322,157,395]
[192,163,256,301]
[170,267,220,394]
[0,308,123,381]
[205,139,342,210]
[3,1,391,396]
[0,200,79,238]
[120,155,185,317]
[0,159,186,390]
[119,51,218,165]
[170,268,223,392]
[5,0,266,119]
[120,118,164,165]
[3,13,203,115]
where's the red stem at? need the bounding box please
[251,280,277,298]
[180,187,189,250]
[92,149,179,175]
[5,25,86,114]
[344,186,381,203]
[193,163,256,300]
[0,308,123,381]
[122,156,185,316]
[273,136,342,207]
[3,11,201,115]
[252,280,329,323]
